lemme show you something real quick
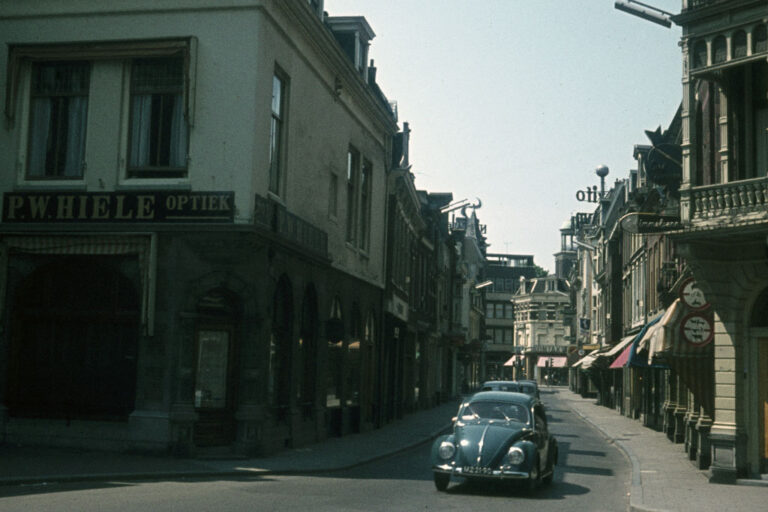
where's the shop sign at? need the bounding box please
[3,191,235,223]
[620,212,682,234]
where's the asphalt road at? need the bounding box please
[0,391,631,512]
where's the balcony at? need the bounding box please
[254,193,328,259]
[686,177,768,229]
[682,0,730,10]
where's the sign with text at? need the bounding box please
[3,191,235,223]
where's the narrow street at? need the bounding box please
[0,390,630,512]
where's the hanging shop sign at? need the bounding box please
[3,191,235,223]
[679,277,709,310]
[680,311,714,347]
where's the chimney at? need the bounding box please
[402,122,410,168]
[368,59,377,85]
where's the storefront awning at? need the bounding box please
[627,312,668,369]
[536,356,567,368]
[639,299,683,364]
[609,343,633,369]
[573,348,610,370]
[503,355,524,366]
[590,335,636,369]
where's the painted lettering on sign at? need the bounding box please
[3,191,235,223]
[576,186,599,203]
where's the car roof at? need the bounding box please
[467,390,536,406]
[481,380,517,386]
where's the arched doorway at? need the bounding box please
[6,257,140,421]
[193,288,240,447]
[298,285,318,418]
[270,276,293,422]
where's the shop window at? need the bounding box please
[270,275,293,421]
[327,297,344,408]
[6,257,140,421]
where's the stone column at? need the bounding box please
[685,390,701,460]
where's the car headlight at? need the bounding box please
[438,441,456,459]
[507,446,525,465]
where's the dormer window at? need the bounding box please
[327,16,375,79]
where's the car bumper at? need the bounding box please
[433,464,530,480]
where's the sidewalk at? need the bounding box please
[2,390,766,512]
[553,387,768,512]
[0,399,460,488]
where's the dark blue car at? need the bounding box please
[431,391,557,492]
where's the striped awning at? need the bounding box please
[503,355,524,366]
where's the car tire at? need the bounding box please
[525,456,540,493]
[542,446,557,486]
[433,472,450,491]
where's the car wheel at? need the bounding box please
[542,447,557,486]
[433,472,450,491]
[525,456,540,493]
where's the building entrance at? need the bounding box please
[192,290,239,447]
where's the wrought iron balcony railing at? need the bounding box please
[254,193,328,259]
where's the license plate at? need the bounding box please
[463,466,492,475]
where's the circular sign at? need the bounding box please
[680,312,714,346]
[680,277,708,310]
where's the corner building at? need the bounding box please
[0,0,396,456]
[671,0,768,481]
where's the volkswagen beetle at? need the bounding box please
[431,391,557,492]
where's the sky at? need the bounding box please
[325,0,683,272]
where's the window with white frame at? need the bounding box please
[7,39,195,184]
[27,61,90,179]
[328,172,338,217]
[345,147,359,243]
[128,57,188,177]
[359,159,372,251]
[269,71,287,194]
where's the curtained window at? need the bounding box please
[27,62,89,179]
[128,57,187,177]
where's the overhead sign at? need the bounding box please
[3,191,235,223]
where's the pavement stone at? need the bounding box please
[1,388,766,512]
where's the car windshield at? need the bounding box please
[482,383,519,392]
[460,401,529,423]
